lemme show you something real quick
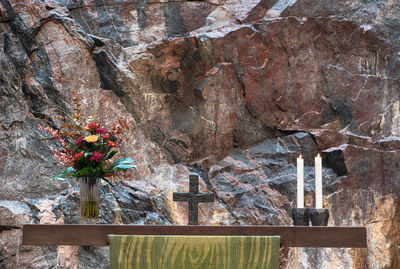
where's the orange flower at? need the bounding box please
[84,135,98,143]
[106,141,117,147]
[101,134,110,139]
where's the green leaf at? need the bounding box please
[51,167,76,180]
[106,150,118,160]
[107,157,136,173]
[94,164,106,177]
[77,167,95,177]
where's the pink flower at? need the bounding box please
[38,124,67,147]
[76,136,84,145]
[89,152,103,162]
[96,128,106,134]
[51,149,72,166]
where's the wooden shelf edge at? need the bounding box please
[22,224,367,248]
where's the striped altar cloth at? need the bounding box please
[109,235,280,269]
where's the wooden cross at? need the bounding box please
[173,174,215,225]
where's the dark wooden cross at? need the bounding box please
[173,174,215,225]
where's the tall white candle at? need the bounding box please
[315,153,323,209]
[297,155,304,208]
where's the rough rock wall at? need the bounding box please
[0,0,399,268]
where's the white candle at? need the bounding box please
[315,153,323,209]
[297,155,304,208]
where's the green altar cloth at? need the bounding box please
[109,235,280,269]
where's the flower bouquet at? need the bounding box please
[38,92,136,222]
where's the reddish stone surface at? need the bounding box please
[120,16,399,168]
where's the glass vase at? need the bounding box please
[79,177,101,223]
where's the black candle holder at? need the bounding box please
[291,208,310,226]
[309,208,329,226]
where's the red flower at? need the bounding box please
[87,122,99,129]
[73,152,85,160]
[96,128,106,134]
[106,141,117,148]
[75,136,84,145]
[90,152,103,162]
[101,134,110,139]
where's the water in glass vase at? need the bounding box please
[79,177,101,223]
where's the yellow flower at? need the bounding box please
[84,135,98,143]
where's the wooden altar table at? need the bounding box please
[22,224,367,248]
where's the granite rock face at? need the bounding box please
[1,0,400,268]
